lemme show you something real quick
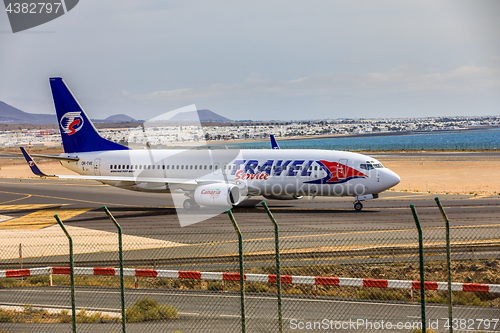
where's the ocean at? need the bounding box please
[212,128,500,151]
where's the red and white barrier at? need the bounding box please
[1,267,499,294]
[0,267,51,278]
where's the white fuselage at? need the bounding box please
[61,148,400,198]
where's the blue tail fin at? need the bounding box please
[50,77,130,153]
[270,134,280,149]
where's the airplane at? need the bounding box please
[18,77,400,211]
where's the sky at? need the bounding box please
[1,0,499,121]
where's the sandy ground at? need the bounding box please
[0,158,77,178]
[383,160,500,195]
[1,158,499,195]
[0,225,183,259]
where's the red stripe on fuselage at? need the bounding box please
[319,160,367,183]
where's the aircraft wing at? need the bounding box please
[56,174,198,185]
[19,146,212,186]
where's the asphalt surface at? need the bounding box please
[1,286,499,333]
[0,177,499,232]
[1,178,499,266]
[0,178,499,332]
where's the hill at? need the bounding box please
[99,114,137,123]
[167,109,230,123]
[0,101,229,125]
[0,101,56,124]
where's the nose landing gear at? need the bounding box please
[354,201,363,211]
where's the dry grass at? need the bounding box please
[0,305,117,324]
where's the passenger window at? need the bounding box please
[118,165,121,169]
[190,165,193,169]
[181,165,184,170]
[194,165,197,170]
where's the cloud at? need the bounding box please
[127,64,500,103]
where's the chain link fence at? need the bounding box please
[1,206,499,333]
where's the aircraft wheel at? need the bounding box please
[183,199,199,210]
[354,202,363,211]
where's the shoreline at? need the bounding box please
[204,125,500,145]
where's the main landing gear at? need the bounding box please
[183,199,199,210]
[354,201,363,211]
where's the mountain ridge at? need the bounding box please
[0,101,230,124]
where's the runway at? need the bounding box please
[0,177,498,233]
[0,177,499,269]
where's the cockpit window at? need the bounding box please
[359,163,374,170]
[360,161,384,170]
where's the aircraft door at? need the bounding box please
[94,158,101,176]
[338,159,347,180]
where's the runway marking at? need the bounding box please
[193,223,500,248]
[0,204,62,211]
[0,189,122,206]
[0,215,12,222]
[0,208,92,229]
[10,289,487,310]
[0,194,32,205]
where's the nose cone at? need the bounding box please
[382,168,400,189]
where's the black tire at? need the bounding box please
[183,199,198,210]
[354,202,363,211]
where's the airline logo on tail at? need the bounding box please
[60,112,84,135]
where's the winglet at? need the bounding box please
[20,147,55,177]
[270,135,280,149]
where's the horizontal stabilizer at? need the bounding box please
[5,151,79,161]
[20,147,55,177]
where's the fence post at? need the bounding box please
[103,206,127,333]
[226,209,246,333]
[435,197,453,333]
[261,201,283,333]
[54,214,77,333]
[410,204,426,333]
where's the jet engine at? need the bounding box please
[194,184,242,206]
